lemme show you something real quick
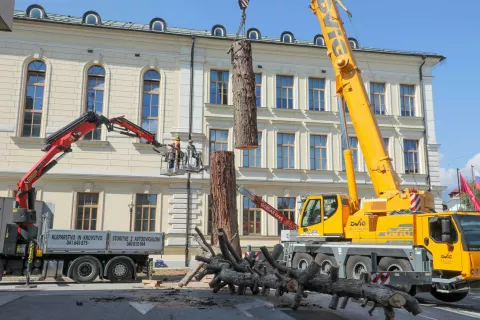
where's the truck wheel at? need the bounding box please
[71,257,99,284]
[431,287,469,303]
[292,253,313,270]
[315,254,337,275]
[378,257,413,293]
[107,258,133,283]
[346,256,371,280]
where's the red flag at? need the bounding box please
[460,173,480,212]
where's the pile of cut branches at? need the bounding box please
[178,228,421,320]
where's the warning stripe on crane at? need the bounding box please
[370,272,390,285]
[238,0,249,9]
[410,193,421,211]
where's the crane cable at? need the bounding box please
[235,0,249,40]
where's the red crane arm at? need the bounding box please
[16,112,104,209]
[236,185,298,230]
[108,116,163,148]
[15,112,164,210]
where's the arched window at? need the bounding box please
[26,5,46,19]
[150,18,166,32]
[84,65,105,140]
[142,70,160,138]
[22,60,46,137]
[247,28,261,40]
[314,34,325,46]
[349,38,359,49]
[82,11,101,25]
[212,25,226,37]
[281,31,294,43]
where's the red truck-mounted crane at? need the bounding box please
[13,111,165,239]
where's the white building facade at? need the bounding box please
[0,5,445,266]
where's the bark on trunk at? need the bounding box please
[209,151,242,256]
[230,39,258,150]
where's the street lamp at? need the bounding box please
[128,201,134,231]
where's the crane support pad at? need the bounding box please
[45,112,98,145]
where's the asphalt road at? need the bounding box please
[0,283,479,320]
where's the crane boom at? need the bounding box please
[310,0,402,199]
[237,185,298,230]
[15,111,164,225]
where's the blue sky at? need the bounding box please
[15,0,479,198]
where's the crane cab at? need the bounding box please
[297,194,351,238]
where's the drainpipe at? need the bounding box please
[185,35,196,267]
[419,56,432,191]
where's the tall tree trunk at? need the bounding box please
[209,151,242,256]
[230,39,258,150]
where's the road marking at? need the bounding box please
[435,306,480,319]
[419,315,438,320]
[129,302,155,315]
[0,295,23,308]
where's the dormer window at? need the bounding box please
[349,38,359,49]
[150,18,166,32]
[26,5,46,19]
[82,11,101,25]
[281,31,294,43]
[247,28,261,40]
[212,25,226,37]
[314,34,325,46]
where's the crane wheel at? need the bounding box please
[107,258,133,283]
[346,256,372,280]
[378,257,413,294]
[314,254,338,275]
[71,257,99,284]
[292,253,313,270]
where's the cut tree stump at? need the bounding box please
[209,151,242,257]
[230,39,258,150]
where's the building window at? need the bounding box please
[135,194,157,232]
[277,197,296,235]
[255,73,262,107]
[310,135,327,170]
[150,19,166,32]
[248,29,260,40]
[209,129,228,156]
[29,8,43,19]
[400,84,415,117]
[84,65,105,140]
[85,14,99,25]
[308,77,325,111]
[342,137,358,171]
[212,25,226,37]
[75,193,99,230]
[243,197,261,235]
[281,32,294,43]
[243,132,262,168]
[370,82,386,115]
[277,133,295,169]
[404,139,419,174]
[276,75,293,109]
[142,70,160,138]
[22,60,46,138]
[210,70,229,105]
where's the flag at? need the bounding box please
[460,173,480,212]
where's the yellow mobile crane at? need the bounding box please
[280,0,480,303]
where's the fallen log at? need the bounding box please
[193,230,421,320]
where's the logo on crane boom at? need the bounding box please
[318,0,348,58]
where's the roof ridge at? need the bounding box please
[12,9,445,59]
